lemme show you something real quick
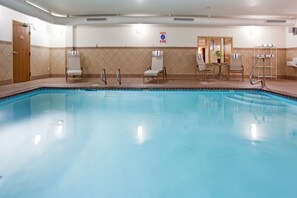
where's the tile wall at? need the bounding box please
[30,45,50,79]
[0,42,51,84]
[0,41,13,84]
[286,48,297,79]
[50,48,66,76]
[0,43,296,84]
[67,47,287,78]
[76,47,197,77]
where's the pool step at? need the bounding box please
[226,93,286,108]
[242,92,272,100]
[104,91,119,97]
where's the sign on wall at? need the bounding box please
[160,32,166,43]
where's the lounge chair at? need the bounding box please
[228,53,244,81]
[66,50,83,82]
[143,50,167,83]
[195,52,215,79]
[287,57,297,67]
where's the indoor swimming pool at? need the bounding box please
[0,88,297,198]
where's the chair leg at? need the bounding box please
[242,70,244,81]
[195,66,197,78]
[143,75,145,83]
[164,67,167,79]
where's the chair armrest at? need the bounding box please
[287,61,296,66]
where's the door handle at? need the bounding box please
[13,51,18,55]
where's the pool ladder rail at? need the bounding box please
[100,68,121,85]
[116,68,121,85]
[101,68,107,85]
[249,54,274,88]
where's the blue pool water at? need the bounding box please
[0,89,297,198]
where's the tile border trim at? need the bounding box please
[0,40,12,45]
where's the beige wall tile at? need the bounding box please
[286,48,297,78]
[50,48,66,75]
[77,47,198,75]
[75,47,287,78]
[0,42,13,81]
[0,43,294,82]
[31,46,50,78]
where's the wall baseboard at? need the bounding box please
[50,74,65,77]
[286,76,297,80]
[31,75,51,80]
[0,79,12,86]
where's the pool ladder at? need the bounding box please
[249,55,267,88]
[100,68,121,85]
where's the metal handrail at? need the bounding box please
[249,56,265,88]
[116,68,121,85]
[101,68,107,85]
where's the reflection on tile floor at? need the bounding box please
[0,77,297,99]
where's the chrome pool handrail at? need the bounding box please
[250,55,265,88]
[101,68,107,85]
[116,68,121,85]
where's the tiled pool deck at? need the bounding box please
[0,77,297,99]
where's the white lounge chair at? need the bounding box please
[66,50,83,82]
[143,50,167,83]
[228,53,244,81]
[195,52,215,79]
[287,57,297,67]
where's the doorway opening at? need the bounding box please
[197,36,233,64]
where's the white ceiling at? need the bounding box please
[1,0,297,25]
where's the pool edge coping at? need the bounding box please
[0,86,297,102]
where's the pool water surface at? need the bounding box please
[0,89,297,198]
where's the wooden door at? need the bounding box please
[13,21,31,83]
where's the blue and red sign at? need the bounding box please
[160,32,166,43]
